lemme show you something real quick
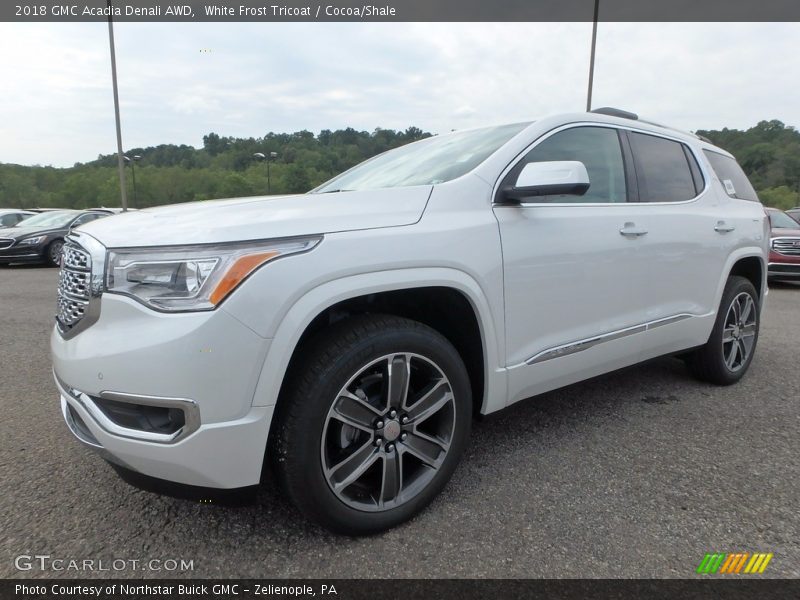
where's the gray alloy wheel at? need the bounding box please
[688,275,760,385]
[320,353,456,512]
[721,291,757,372]
[47,239,64,267]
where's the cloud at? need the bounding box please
[1,22,798,167]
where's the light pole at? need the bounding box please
[586,0,600,112]
[253,151,278,194]
[124,154,141,207]
[107,0,128,211]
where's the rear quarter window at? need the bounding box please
[629,132,698,202]
[702,150,760,202]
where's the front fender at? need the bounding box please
[248,267,506,415]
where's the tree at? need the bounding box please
[284,164,312,194]
[202,132,227,157]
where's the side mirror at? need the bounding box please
[501,161,590,203]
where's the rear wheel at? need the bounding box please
[688,276,760,385]
[46,239,64,267]
[271,314,472,535]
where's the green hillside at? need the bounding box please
[1,121,798,210]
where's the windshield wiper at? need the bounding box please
[317,189,352,194]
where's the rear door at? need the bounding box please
[622,131,732,356]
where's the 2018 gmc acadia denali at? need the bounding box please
[52,109,769,534]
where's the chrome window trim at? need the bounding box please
[524,313,698,366]
[54,371,200,444]
[492,121,712,208]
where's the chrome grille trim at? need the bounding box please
[0,238,14,250]
[772,237,800,256]
[56,293,88,327]
[58,268,90,300]
[63,245,91,270]
[55,233,106,339]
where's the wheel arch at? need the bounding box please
[720,250,766,306]
[250,268,506,419]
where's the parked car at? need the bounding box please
[0,209,110,266]
[89,207,135,214]
[765,207,800,281]
[786,207,800,223]
[51,109,768,534]
[0,209,35,228]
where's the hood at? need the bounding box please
[0,225,66,240]
[770,226,800,238]
[78,186,432,248]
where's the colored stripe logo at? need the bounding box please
[696,552,773,574]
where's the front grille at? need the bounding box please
[0,238,14,250]
[57,293,88,327]
[59,268,90,299]
[63,244,91,269]
[773,238,800,256]
[56,240,92,331]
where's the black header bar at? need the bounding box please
[3,579,800,600]
[3,0,800,22]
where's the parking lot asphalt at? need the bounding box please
[0,264,798,579]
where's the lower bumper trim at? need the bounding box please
[110,463,259,506]
[768,263,800,279]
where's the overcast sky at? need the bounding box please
[0,22,798,167]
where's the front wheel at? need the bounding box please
[271,314,472,535]
[688,276,760,385]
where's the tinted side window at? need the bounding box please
[0,214,16,227]
[684,146,705,194]
[702,150,760,202]
[509,126,627,203]
[72,214,100,227]
[629,132,697,202]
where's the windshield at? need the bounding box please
[313,122,530,193]
[769,210,800,229]
[14,211,77,229]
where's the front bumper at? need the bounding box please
[768,262,800,280]
[57,374,274,488]
[0,244,45,263]
[52,293,276,488]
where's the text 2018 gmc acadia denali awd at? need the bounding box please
[52,110,769,534]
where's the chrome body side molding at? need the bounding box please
[525,314,695,365]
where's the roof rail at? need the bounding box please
[591,107,638,120]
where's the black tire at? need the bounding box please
[688,276,760,385]
[46,238,64,267]
[270,314,472,535]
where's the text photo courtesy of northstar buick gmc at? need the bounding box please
[51,109,768,534]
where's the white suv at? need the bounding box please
[51,109,768,534]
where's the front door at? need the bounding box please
[493,125,651,405]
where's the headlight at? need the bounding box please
[105,236,321,311]
[19,236,46,246]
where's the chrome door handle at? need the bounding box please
[715,221,736,233]
[619,222,648,237]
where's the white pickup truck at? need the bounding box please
[52,109,768,534]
